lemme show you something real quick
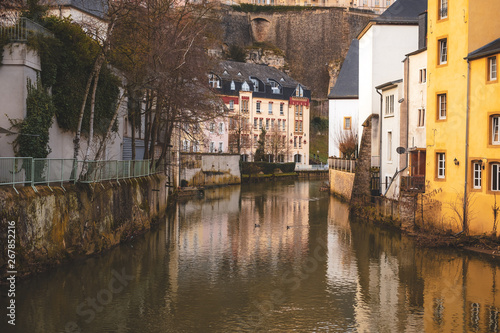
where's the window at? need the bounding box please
[280,104,284,115]
[493,164,500,191]
[418,108,426,127]
[209,141,215,153]
[266,119,269,130]
[295,105,299,116]
[438,94,447,119]
[439,39,448,65]
[344,117,352,130]
[419,68,427,83]
[271,119,275,129]
[251,78,259,92]
[385,95,394,116]
[299,137,302,148]
[386,0,390,6]
[489,56,497,81]
[254,135,258,147]
[254,118,258,128]
[209,122,215,133]
[295,121,298,131]
[493,116,500,144]
[299,105,303,116]
[283,120,286,131]
[437,153,446,179]
[219,142,223,153]
[230,80,235,91]
[193,141,199,153]
[219,122,224,134]
[229,100,234,110]
[256,102,261,113]
[183,140,189,152]
[439,0,448,19]
[259,118,263,129]
[242,81,250,91]
[295,85,303,97]
[299,121,302,132]
[208,74,220,88]
[294,137,297,148]
[278,119,281,130]
[473,162,482,189]
[268,102,273,114]
[242,99,249,113]
[387,132,392,162]
[269,80,281,94]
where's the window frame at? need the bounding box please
[492,115,500,145]
[437,152,446,179]
[268,102,273,115]
[473,161,482,190]
[344,117,352,130]
[438,93,447,120]
[438,38,448,65]
[488,56,498,82]
[418,108,426,127]
[208,74,221,88]
[229,100,234,111]
[419,68,427,83]
[439,0,448,20]
[492,163,500,192]
[256,102,261,113]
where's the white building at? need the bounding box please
[376,80,402,199]
[328,39,359,158]
[357,0,427,167]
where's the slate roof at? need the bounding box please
[374,0,427,24]
[214,60,303,89]
[44,0,108,18]
[467,37,500,60]
[328,39,359,99]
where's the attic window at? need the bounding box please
[208,74,221,88]
[230,80,235,90]
[295,85,304,97]
[280,78,285,82]
[269,79,282,94]
[237,72,242,76]
[242,81,250,91]
[223,70,229,75]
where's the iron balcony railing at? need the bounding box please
[0,157,161,193]
[328,158,356,173]
[401,175,425,193]
[0,17,53,42]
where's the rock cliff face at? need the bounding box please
[221,7,376,99]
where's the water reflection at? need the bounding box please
[3,181,500,332]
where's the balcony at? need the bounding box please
[401,175,425,193]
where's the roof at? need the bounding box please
[214,60,304,89]
[467,37,500,61]
[375,79,402,91]
[328,39,359,99]
[374,0,428,24]
[46,0,108,18]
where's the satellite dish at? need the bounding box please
[396,147,406,154]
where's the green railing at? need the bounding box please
[0,157,161,193]
[0,17,53,42]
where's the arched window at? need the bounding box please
[230,80,235,91]
[250,77,264,92]
[208,74,221,88]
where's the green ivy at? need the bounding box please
[10,77,55,158]
[28,16,120,135]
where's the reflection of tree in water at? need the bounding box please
[255,193,266,222]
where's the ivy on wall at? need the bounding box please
[10,77,55,158]
[27,17,119,135]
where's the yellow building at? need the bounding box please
[426,0,500,234]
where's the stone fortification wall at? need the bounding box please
[0,175,169,278]
[221,7,376,98]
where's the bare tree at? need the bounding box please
[265,124,287,162]
[333,124,358,159]
[228,113,251,154]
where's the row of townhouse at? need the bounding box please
[183,60,311,165]
[330,0,500,234]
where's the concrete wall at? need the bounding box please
[0,174,169,278]
[329,168,355,201]
[180,153,241,187]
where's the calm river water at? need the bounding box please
[3,180,500,332]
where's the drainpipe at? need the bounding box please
[376,88,383,181]
[463,60,471,232]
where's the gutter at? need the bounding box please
[376,87,383,176]
[405,56,410,170]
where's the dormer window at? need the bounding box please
[242,81,250,91]
[250,77,264,92]
[223,70,229,75]
[280,77,285,82]
[237,72,242,76]
[295,85,304,97]
[208,74,221,88]
[268,79,282,94]
[230,80,235,91]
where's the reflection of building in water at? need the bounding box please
[422,254,500,332]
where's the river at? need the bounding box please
[3,180,500,332]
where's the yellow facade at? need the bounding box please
[426,0,500,234]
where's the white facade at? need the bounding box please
[328,99,359,157]
[358,24,419,165]
[407,50,427,151]
[379,82,403,200]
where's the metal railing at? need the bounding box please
[0,158,161,193]
[295,164,328,171]
[0,17,53,42]
[401,175,425,193]
[328,158,356,173]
